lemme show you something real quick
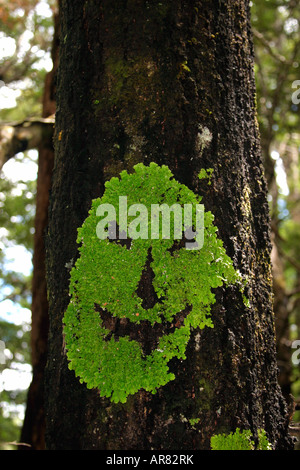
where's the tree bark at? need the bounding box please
[45,0,293,450]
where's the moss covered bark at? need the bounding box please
[45,0,293,449]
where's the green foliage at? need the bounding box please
[0,176,36,252]
[252,0,300,143]
[0,319,31,450]
[198,168,214,185]
[0,0,55,121]
[252,0,300,420]
[189,418,200,426]
[64,163,242,403]
[0,319,31,369]
[0,0,55,447]
[0,159,36,310]
[256,429,273,450]
[0,155,36,447]
[210,428,272,451]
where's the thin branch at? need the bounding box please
[252,28,287,64]
[277,245,300,274]
[6,441,32,448]
[0,116,55,170]
[286,287,300,298]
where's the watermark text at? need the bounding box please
[96,197,204,250]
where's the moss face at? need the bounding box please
[63,163,241,403]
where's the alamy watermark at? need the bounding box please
[291,340,300,366]
[95,196,204,250]
[0,340,5,365]
[292,80,300,104]
[288,81,300,365]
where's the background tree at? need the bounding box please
[0,0,57,449]
[251,0,300,423]
[45,0,293,450]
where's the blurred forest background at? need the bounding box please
[0,0,299,449]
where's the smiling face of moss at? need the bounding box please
[63,163,241,403]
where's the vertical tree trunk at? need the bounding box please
[261,136,294,408]
[45,0,293,450]
[19,10,59,450]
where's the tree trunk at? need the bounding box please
[45,0,293,450]
[259,113,294,411]
[19,10,59,450]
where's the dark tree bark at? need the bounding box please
[45,0,293,450]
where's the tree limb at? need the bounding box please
[252,28,287,64]
[0,115,55,170]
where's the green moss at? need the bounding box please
[198,168,214,185]
[177,60,191,78]
[188,418,200,426]
[64,163,242,403]
[197,377,215,410]
[210,428,272,450]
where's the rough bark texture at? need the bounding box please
[45,0,293,450]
